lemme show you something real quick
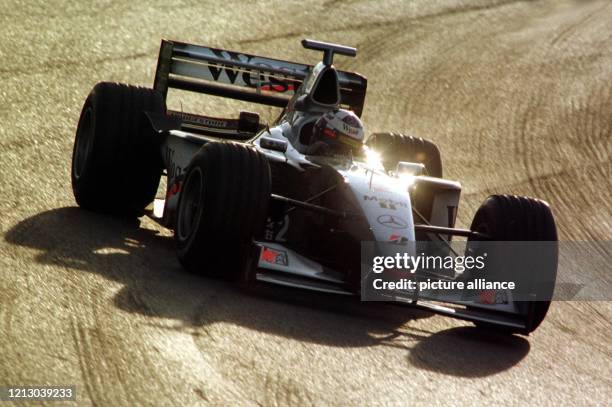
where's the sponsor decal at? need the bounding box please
[202,48,299,93]
[388,234,408,244]
[165,147,184,181]
[260,84,296,92]
[341,122,360,136]
[323,128,337,139]
[264,216,289,242]
[363,195,407,210]
[342,114,361,127]
[260,246,289,266]
[166,181,181,198]
[377,214,408,229]
[169,111,228,128]
[478,290,509,305]
[379,201,397,210]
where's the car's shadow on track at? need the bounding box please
[5,207,530,377]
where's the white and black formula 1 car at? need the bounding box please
[71,39,558,334]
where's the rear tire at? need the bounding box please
[71,82,166,217]
[366,132,442,178]
[175,142,271,281]
[469,194,558,334]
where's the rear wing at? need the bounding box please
[153,39,368,116]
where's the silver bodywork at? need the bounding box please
[146,38,543,333]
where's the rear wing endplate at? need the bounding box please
[153,39,368,116]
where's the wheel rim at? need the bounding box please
[177,167,204,242]
[73,107,94,180]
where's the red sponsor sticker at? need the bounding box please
[260,247,289,266]
[388,234,408,244]
[260,84,296,92]
[166,182,181,198]
[323,128,337,139]
[479,290,496,304]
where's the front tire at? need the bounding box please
[71,82,166,216]
[469,194,558,334]
[366,132,443,178]
[175,142,271,280]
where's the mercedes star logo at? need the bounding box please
[377,214,408,229]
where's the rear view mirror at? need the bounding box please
[396,161,425,176]
[260,136,288,153]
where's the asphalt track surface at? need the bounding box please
[1,0,611,405]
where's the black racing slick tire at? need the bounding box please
[366,132,443,178]
[175,142,271,280]
[469,194,558,334]
[71,82,166,217]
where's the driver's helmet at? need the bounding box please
[308,109,365,155]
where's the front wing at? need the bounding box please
[253,241,531,332]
